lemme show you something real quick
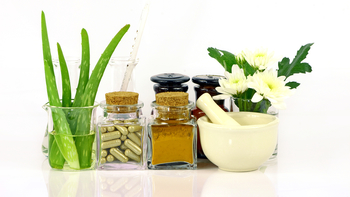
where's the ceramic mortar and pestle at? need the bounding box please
[196,93,279,172]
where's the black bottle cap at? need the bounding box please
[192,75,224,86]
[150,73,190,84]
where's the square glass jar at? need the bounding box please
[97,101,147,170]
[147,101,197,170]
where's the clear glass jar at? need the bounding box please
[97,100,147,170]
[147,101,197,170]
[43,101,98,170]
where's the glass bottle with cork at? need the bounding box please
[97,91,147,170]
[147,92,197,170]
[192,75,228,159]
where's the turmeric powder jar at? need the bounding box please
[147,92,197,170]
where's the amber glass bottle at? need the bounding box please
[192,75,228,159]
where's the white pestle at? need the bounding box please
[196,93,241,126]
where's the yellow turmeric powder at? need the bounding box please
[149,92,196,169]
[151,124,194,165]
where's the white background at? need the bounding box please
[1,0,350,196]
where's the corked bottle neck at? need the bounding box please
[102,91,143,119]
[153,92,194,121]
[151,101,194,121]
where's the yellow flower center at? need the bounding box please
[255,52,266,58]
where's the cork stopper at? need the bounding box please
[105,91,139,105]
[156,92,188,106]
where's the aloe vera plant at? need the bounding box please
[41,11,130,169]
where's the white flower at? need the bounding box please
[247,69,293,109]
[213,65,248,100]
[235,51,246,66]
[243,48,278,70]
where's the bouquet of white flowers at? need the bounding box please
[208,43,313,113]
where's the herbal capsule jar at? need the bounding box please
[147,92,197,170]
[97,91,147,170]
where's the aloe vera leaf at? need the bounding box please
[81,24,130,107]
[68,29,90,135]
[41,11,56,85]
[45,60,80,169]
[74,24,130,168]
[48,137,65,169]
[57,43,72,107]
[73,28,90,108]
[42,11,65,168]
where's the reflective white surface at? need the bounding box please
[1,125,350,197]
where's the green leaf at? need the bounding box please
[74,24,130,168]
[45,61,80,169]
[208,47,237,72]
[285,81,300,89]
[41,11,55,79]
[72,28,90,108]
[278,43,313,79]
[241,62,256,76]
[57,43,72,107]
[80,24,130,107]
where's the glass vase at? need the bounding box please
[97,101,147,170]
[230,97,279,160]
[43,102,99,170]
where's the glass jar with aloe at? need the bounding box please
[41,11,130,170]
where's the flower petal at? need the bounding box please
[213,94,231,100]
[251,93,263,103]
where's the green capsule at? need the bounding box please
[113,120,123,124]
[101,131,121,141]
[121,135,127,141]
[135,131,142,138]
[101,139,121,149]
[110,148,128,163]
[115,125,129,135]
[128,125,142,132]
[120,143,128,150]
[101,150,108,157]
[107,155,115,162]
[124,139,142,155]
[100,157,106,164]
[125,149,141,162]
[127,133,141,146]
[107,126,115,132]
[101,127,107,133]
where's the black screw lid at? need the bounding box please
[192,75,224,86]
[150,73,190,84]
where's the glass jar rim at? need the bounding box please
[43,101,99,110]
[99,100,144,109]
[150,100,195,109]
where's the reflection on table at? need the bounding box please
[42,159,277,197]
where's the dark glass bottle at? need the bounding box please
[192,75,228,159]
[150,73,190,94]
